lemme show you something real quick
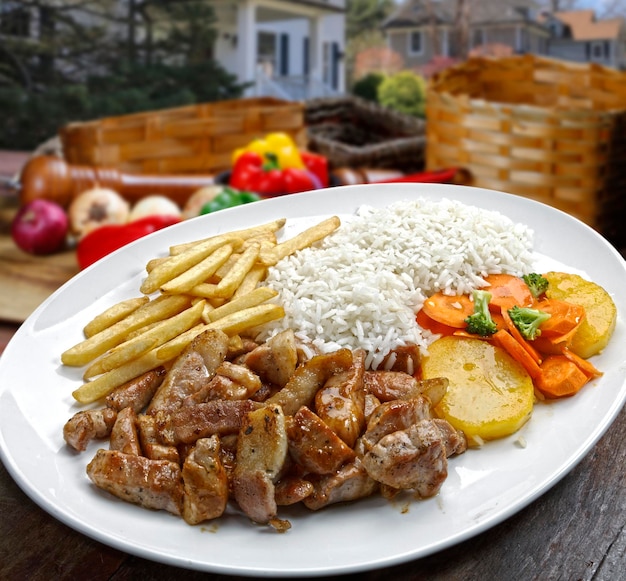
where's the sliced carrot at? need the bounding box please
[416,308,456,336]
[421,292,475,328]
[483,273,534,310]
[535,298,585,338]
[501,307,542,365]
[560,347,603,379]
[535,355,589,398]
[492,329,542,379]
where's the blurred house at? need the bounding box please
[542,10,626,69]
[212,0,346,99]
[0,0,346,100]
[382,0,549,72]
[382,1,626,75]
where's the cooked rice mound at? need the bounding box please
[259,198,535,369]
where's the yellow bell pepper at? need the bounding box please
[232,132,305,169]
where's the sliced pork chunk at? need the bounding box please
[361,419,450,498]
[182,435,229,525]
[232,404,288,525]
[243,329,298,388]
[303,458,378,511]
[314,349,366,448]
[86,449,183,515]
[286,406,355,474]
[109,407,141,456]
[136,413,180,463]
[147,329,229,414]
[360,396,432,452]
[364,371,448,406]
[105,367,166,413]
[155,399,262,446]
[267,348,353,416]
[184,361,263,404]
[63,408,117,452]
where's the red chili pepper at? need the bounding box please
[300,151,329,188]
[76,214,181,269]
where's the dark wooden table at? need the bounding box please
[1,151,624,580]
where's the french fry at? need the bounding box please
[83,296,149,338]
[146,256,169,273]
[168,218,286,255]
[207,287,278,322]
[72,347,174,404]
[205,303,285,336]
[62,294,191,367]
[83,335,159,380]
[83,300,206,378]
[186,282,219,299]
[232,264,267,299]
[140,234,244,295]
[160,244,234,294]
[155,323,212,361]
[260,216,340,266]
[214,243,261,298]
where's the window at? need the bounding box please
[257,31,277,77]
[409,30,423,55]
[472,28,485,47]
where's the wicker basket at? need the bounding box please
[60,97,306,175]
[305,96,426,171]
[426,54,626,247]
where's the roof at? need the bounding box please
[382,0,544,29]
[553,10,623,41]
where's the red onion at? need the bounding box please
[11,199,69,255]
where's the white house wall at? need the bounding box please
[212,0,345,97]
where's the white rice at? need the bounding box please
[258,197,535,369]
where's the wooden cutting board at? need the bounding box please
[0,202,79,323]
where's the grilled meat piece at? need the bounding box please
[109,407,141,456]
[86,449,183,515]
[315,349,366,448]
[303,458,378,511]
[361,419,451,498]
[360,396,432,453]
[232,404,288,525]
[182,435,229,524]
[105,367,166,413]
[155,399,262,446]
[286,406,355,474]
[147,329,229,414]
[243,329,298,389]
[267,348,353,416]
[63,408,117,452]
[136,413,180,463]
[364,372,448,407]
[185,361,263,404]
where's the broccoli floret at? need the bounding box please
[465,290,497,336]
[508,305,552,340]
[522,273,549,299]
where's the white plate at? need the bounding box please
[1,183,625,577]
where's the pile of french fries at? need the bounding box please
[62,216,341,405]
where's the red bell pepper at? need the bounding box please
[300,151,329,188]
[76,214,181,269]
[229,151,318,197]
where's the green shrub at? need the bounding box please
[377,71,427,118]
[0,61,248,150]
[351,72,385,102]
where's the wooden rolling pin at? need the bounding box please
[18,155,217,208]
